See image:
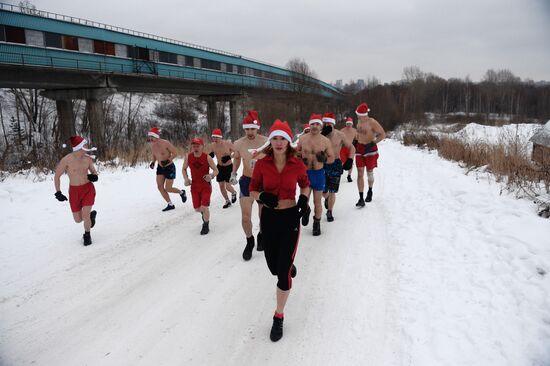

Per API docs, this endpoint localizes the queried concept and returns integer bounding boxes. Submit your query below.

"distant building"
[530,120,550,165]
[334,80,343,89]
[356,79,365,90]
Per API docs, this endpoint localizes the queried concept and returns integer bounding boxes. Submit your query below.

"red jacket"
[250,155,309,200]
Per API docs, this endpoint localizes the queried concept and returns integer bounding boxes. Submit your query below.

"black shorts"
[156,162,176,180]
[324,159,343,193]
[216,164,233,183]
[260,206,300,291]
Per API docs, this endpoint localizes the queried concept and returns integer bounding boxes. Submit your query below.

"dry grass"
[402,130,550,196]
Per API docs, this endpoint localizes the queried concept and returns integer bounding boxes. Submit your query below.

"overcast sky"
[18,0,550,84]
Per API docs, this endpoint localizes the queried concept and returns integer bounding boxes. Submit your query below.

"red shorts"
[355,154,378,170]
[191,184,212,209]
[355,143,379,170]
[69,182,96,213]
[340,146,351,163]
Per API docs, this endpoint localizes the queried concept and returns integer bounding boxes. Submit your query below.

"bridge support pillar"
[200,95,246,140]
[55,99,76,147]
[229,100,239,141]
[42,88,116,158]
[205,99,220,133]
[85,99,105,157]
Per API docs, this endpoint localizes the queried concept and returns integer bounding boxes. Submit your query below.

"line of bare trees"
[342,67,550,131]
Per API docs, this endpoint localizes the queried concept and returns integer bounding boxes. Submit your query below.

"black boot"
[291,264,297,278]
[366,188,373,202]
[83,231,92,246]
[270,316,284,342]
[180,190,187,203]
[356,192,365,208]
[312,217,321,236]
[222,200,231,209]
[200,221,209,235]
[90,210,97,228]
[257,232,264,251]
[231,191,237,203]
[326,210,334,222]
[242,235,254,261]
[347,175,353,183]
[162,203,175,212]
[301,205,311,226]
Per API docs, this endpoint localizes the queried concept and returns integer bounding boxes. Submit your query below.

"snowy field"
[1,138,549,366]
[393,121,543,149]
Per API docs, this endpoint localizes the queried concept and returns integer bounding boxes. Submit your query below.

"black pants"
[260,206,300,291]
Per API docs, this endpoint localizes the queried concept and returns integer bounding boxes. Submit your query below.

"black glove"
[221,155,231,163]
[321,125,333,136]
[352,138,358,148]
[315,151,328,163]
[297,194,309,217]
[55,191,68,201]
[149,161,155,169]
[209,152,215,158]
[87,173,98,182]
[160,159,170,167]
[259,192,279,208]
[342,158,353,171]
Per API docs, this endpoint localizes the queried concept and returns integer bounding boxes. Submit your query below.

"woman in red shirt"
[249,120,310,342]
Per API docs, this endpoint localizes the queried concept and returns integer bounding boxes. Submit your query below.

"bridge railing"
[0,49,310,92]
[0,2,342,94]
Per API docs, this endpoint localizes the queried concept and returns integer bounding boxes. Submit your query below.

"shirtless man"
[340,116,357,183]
[54,136,98,246]
[297,113,335,236]
[320,113,354,222]
[231,110,268,260]
[147,127,186,211]
[182,138,219,235]
[206,128,237,209]
[354,103,386,207]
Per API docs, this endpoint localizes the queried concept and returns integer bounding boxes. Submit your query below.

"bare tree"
[286,57,319,124]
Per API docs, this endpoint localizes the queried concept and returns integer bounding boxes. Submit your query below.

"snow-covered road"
[1,140,549,366]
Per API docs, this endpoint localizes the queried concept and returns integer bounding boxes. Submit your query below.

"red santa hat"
[345,117,354,125]
[63,135,95,151]
[62,135,97,158]
[308,113,323,125]
[191,137,204,145]
[248,120,297,154]
[355,103,370,116]
[322,112,336,124]
[242,110,260,129]
[211,128,223,138]
[148,127,161,138]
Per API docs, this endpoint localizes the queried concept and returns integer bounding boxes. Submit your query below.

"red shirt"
[188,152,210,187]
[250,155,309,200]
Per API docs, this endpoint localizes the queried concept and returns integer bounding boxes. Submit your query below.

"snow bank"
[1,141,549,365]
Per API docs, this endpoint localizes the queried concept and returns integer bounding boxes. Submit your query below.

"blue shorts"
[239,176,251,198]
[307,169,325,192]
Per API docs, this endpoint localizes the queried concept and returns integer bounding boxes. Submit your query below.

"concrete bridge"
[0,2,342,145]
